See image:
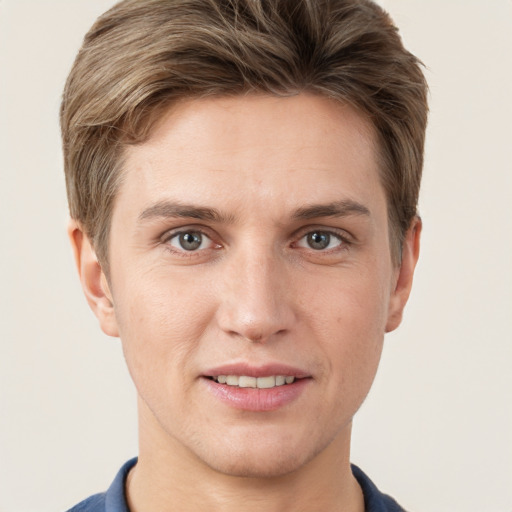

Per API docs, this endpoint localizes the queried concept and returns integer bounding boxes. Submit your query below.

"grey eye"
[307,231,331,250]
[296,230,343,251]
[180,232,202,250]
[169,231,206,251]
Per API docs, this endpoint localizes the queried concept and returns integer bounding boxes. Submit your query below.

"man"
[61,0,427,510]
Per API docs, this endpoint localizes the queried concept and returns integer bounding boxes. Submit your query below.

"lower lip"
[202,378,310,412]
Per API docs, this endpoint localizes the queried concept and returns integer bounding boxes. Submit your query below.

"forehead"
[119,94,384,221]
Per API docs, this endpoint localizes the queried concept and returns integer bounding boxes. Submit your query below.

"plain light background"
[1,1,511,511]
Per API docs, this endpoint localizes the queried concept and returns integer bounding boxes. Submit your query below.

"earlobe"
[68,220,119,338]
[385,217,422,333]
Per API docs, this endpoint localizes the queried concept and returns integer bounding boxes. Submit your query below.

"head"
[61,0,428,274]
[61,0,427,481]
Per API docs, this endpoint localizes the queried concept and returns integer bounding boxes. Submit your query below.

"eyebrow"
[138,201,235,223]
[292,200,371,220]
[137,198,370,225]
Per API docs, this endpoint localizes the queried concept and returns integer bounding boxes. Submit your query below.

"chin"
[191,427,327,479]
[204,449,308,479]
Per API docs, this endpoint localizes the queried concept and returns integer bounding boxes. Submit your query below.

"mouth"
[201,364,311,411]
[207,375,296,388]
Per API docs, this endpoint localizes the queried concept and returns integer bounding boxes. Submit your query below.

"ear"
[385,217,422,333]
[68,220,119,337]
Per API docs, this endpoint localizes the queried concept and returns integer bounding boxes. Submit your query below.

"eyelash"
[293,228,352,252]
[161,228,218,257]
[160,226,353,257]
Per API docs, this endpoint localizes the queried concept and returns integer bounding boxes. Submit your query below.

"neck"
[126,402,364,512]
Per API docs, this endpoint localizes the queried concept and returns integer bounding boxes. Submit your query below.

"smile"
[211,375,295,388]
[203,364,310,410]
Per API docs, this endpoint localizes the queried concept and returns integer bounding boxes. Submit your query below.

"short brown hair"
[61,0,428,269]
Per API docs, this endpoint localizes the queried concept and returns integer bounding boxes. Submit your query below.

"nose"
[215,245,296,344]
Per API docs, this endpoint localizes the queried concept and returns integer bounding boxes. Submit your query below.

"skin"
[70,94,420,512]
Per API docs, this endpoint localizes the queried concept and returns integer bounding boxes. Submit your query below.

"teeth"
[213,375,296,388]
[226,375,239,386]
[257,376,275,388]
[238,376,257,388]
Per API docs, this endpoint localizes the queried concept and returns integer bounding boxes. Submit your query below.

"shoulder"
[65,492,106,512]
[351,464,407,512]
[65,458,137,512]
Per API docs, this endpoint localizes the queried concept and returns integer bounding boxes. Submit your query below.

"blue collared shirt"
[66,458,406,512]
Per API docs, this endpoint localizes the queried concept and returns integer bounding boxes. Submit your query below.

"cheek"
[111,271,214,398]
[308,262,391,339]
[306,268,390,394]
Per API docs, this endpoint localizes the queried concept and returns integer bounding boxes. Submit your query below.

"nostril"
[230,327,289,344]
[217,290,296,344]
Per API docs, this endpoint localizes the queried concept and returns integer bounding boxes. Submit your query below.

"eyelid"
[296,233,344,253]
[160,224,216,243]
[292,225,354,245]
[169,231,212,250]
[160,225,222,256]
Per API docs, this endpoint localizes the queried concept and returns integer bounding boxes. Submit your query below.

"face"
[75,94,419,478]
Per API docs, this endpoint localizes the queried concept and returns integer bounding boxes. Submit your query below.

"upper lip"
[202,362,311,379]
